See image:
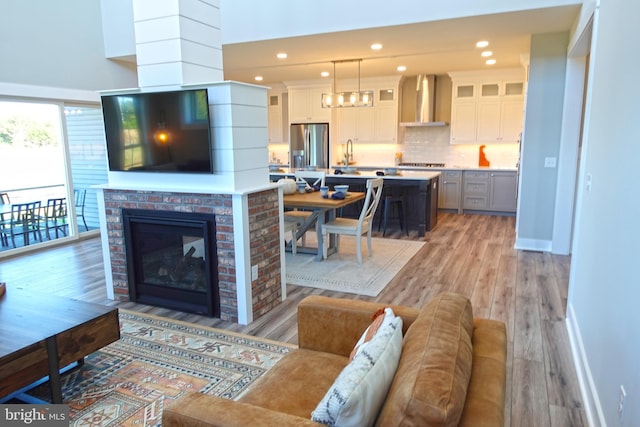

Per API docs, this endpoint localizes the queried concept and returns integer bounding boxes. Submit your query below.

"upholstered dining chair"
[284,170,327,247]
[321,177,384,264]
[0,193,9,247]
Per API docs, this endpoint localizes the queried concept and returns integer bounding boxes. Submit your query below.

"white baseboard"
[566,303,605,427]
[514,237,552,252]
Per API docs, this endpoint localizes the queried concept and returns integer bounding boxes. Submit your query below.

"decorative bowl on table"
[269,165,282,172]
[384,167,399,175]
[304,166,318,171]
[334,184,349,195]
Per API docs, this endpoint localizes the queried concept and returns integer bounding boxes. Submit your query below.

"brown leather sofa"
[163,292,507,427]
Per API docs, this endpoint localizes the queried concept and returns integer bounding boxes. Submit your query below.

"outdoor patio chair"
[9,201,43,247]
[44,197,69,240]
[74,189,88,231]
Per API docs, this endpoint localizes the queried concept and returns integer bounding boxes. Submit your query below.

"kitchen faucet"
[346,139,353,164]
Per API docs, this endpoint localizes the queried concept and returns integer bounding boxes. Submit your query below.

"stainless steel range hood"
[400,75,448,127]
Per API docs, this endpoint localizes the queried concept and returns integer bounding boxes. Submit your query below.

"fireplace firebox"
[122,209,220,317]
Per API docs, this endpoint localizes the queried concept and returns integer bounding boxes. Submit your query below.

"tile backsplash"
[400,126,519,168]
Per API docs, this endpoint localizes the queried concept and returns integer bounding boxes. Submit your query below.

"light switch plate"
[544,157,557,168]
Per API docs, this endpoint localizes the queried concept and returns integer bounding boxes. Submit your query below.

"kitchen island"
[270,168,440,236]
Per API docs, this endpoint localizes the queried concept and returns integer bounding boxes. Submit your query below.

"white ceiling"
[221,5,581,85]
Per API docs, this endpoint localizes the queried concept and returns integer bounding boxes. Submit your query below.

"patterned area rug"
[28,309,295,427]
[286,236,424,296]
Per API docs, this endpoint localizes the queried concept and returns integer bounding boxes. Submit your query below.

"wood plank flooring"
[0,212,586,426]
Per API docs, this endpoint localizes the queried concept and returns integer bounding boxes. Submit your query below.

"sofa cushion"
[239,349,349,419]
[312,309,403,427]
[376,292,474,427]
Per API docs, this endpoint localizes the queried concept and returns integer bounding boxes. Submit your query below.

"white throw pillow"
[311,309,403,427]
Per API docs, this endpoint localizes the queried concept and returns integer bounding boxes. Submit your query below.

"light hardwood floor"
[0,212,586,426]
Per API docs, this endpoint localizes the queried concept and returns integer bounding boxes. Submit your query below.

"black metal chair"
[45,197,69,240]
[74,189,88,231]
[0,193,10,246]
[9,201,43,247]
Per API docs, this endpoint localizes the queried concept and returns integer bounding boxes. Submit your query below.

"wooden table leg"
[45,337,63,404]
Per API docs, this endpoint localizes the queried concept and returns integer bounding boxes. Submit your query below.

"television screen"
[101,89,212,173]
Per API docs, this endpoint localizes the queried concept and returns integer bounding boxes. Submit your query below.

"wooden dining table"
[283,190,365,261]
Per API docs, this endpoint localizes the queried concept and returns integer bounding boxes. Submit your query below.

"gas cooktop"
[398,162,446,168]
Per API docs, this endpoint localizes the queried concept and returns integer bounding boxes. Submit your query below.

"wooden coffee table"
[0,284,120,403]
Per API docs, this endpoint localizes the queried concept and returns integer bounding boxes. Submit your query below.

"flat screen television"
[101,88,213,173]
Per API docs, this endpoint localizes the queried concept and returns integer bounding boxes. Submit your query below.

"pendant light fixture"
[321,59,374,108]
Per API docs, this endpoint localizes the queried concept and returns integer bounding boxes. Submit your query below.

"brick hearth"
[103,188,281,322]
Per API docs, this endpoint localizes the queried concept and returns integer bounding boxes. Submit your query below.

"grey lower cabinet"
[462,170,517,213]
[488,171,517,212]
[463,171,490,210]
[438,170,462,212]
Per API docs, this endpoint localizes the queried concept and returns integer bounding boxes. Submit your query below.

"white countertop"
[328,164,518,173]
[269,168,440,181]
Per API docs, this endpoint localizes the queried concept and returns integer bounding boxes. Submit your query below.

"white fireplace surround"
[97,81,285,324]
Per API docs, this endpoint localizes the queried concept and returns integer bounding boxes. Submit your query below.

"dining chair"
[74,189,88,231]
[283,216,300,255]
[284,170,327,246]
[9,201,43,247]
[321,177,384,264]
[0,192,10,204]
[44,197,69,240]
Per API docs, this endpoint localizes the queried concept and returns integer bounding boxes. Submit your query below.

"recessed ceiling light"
[481,51,493,57]
[276,52,287,59]
[254,76,264,81]
[397,65,407,72]
[371,43,383,50]
[321,71,330,77]
[485,59,497,65]
[476,40,489,48]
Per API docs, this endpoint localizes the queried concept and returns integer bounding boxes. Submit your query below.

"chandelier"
[321,59,374,108]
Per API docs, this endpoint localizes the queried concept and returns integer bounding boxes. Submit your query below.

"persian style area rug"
[286,237,424,296]
[29,309,294,427]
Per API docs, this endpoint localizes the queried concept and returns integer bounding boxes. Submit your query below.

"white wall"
[567,0,640,425]
[219,0,581,44]
[515,32,569,251]
[0,0,138,92]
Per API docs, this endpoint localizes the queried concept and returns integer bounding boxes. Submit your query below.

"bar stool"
[377,186,408,236]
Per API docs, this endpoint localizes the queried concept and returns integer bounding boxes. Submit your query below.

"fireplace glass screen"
[123,209,219,317]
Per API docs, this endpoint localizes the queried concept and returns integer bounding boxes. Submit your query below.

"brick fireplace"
[102,187,282,323]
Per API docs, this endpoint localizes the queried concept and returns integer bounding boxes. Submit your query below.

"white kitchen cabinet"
[375,102,398,143]
[288,86,331,123]
[449,69,525,144]
[489,171,517,212]
[336,107,375,144]
[267,94,282,143]
[450,102,477,144]
[335,81,399,144]
[438,170,462,211]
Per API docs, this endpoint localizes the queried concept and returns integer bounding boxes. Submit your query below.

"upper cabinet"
[335,77,400,144]
[287,84,331,123]
[267,85,289,144]
[449,69,525,144]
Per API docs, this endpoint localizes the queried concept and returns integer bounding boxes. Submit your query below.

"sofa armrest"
[459,318,508,427]
[163,392,322,427]
[297,295,420,357]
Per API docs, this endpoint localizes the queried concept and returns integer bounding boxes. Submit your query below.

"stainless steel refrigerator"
[290,123,329,169]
